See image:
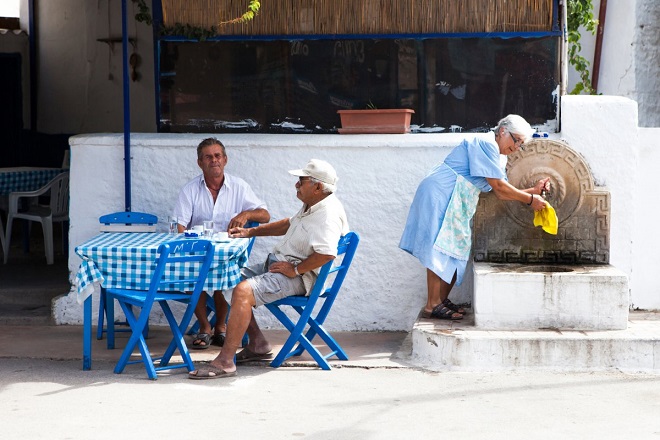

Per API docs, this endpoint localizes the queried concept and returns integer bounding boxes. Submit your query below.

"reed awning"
[161,0,558,36]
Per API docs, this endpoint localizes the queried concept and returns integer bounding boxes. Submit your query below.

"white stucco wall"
[633,126,660,308]
[34,0,156,133]
[58,132,474,330]
[55,95,660,330]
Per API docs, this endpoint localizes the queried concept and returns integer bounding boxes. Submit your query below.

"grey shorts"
[243,254,306,308]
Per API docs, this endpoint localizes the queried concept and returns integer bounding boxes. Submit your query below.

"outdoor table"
[74,232,250,370]
[0,167,65,196]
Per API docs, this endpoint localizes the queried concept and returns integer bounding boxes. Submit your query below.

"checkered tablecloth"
[0,167,65,196]
[74,232,250,304]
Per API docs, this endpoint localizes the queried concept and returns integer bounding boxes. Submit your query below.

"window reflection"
[159,37,558,134]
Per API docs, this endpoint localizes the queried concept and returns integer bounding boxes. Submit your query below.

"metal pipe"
[121,0,131,211]
[28,0,36,131]
[560,0,568,97]
[592,0,607,92]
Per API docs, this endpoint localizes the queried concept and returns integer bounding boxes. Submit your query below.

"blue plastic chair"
[265,231,360,370]
[97,211,158,343]
[187,220,258,339]
[106,239,214,380]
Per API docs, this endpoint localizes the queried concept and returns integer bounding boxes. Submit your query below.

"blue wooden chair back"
[265,231,360,370]
[107,239,215,379]
[99,211,158,232]
[97,211,159,343]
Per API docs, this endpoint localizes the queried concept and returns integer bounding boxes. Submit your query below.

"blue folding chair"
[97,211,158,343]
[187,220,258,339]
[265,231,359,370]
[106,239,214,380]
[99,211,158,232]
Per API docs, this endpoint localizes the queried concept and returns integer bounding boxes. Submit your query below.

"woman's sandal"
[421,304,463,320]
[442,298,466,315]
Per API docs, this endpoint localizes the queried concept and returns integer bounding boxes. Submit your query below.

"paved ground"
[1,325,660,439]
[2,230,660,439]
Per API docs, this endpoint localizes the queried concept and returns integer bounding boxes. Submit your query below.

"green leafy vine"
[131,0,260,40]
[567,0,599,95]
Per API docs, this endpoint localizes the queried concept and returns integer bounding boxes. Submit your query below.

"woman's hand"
[534,178,551,195]
[529,194,547,211]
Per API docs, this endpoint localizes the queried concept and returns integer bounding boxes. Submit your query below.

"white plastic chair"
[4,172,70,265]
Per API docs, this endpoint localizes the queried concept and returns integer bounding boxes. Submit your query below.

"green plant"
[131,0,261,37]
[134,0,152,25]
[567,0,599,95]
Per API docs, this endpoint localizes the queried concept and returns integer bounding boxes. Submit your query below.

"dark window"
[159,36,558,133]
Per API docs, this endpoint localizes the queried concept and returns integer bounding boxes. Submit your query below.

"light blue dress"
[399,134,506,285]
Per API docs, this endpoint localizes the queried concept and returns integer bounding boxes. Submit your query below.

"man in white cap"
[189,159,349,380]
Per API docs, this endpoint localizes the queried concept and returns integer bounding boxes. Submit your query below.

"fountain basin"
[473,262,629,330]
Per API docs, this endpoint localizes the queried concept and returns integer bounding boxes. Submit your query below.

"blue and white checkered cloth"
[0,167,65,196]
[74,232,250,304]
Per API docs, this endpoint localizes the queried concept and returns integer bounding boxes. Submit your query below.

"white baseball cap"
[289,159,338,188]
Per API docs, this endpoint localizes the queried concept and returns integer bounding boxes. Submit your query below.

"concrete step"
[0,289,64,306]
[410,310,660,373]
[0,303,54,325]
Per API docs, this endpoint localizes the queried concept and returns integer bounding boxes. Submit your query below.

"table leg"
[83,295,92,370]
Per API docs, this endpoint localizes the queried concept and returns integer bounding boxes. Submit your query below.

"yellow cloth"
[533,203,558,235]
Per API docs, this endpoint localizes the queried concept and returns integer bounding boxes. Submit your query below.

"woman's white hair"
[495,114,535,140]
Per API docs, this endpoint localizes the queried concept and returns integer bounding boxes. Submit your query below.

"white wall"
[55,95,660,330]
[34,0,155,133]
[633,127,660,308]
[58,132,473,330]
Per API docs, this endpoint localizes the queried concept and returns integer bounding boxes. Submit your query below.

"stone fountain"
[408,138,639,372]
[472,139,629,330]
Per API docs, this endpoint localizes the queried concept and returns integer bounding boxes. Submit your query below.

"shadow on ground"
[0,220,70,325]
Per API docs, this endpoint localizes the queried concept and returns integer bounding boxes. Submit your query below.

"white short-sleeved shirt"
[272,193,349,293]
[172,173,267,232]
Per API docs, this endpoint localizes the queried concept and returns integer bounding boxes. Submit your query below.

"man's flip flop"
[191,333,211,350]
[235,347,272,363]
[188,365,237,380]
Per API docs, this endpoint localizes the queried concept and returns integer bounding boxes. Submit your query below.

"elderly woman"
[399,114,550,320]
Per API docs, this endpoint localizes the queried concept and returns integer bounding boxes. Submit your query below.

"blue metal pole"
[121,0,131,211]
[28,0,36,131]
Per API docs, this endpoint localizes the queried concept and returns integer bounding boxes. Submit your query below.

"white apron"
[433,168,481,260]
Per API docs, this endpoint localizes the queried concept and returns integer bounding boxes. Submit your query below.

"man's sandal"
[191,333,211,349]
[421,304,463,320]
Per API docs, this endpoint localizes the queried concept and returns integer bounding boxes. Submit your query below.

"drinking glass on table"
[203,220,214,238]
[168,216,178,234]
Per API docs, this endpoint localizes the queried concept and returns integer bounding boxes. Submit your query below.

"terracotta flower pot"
[337,109,415,134]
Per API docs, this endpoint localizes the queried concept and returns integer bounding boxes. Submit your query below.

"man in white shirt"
[173,137,270,349]
[188,159,349,380]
